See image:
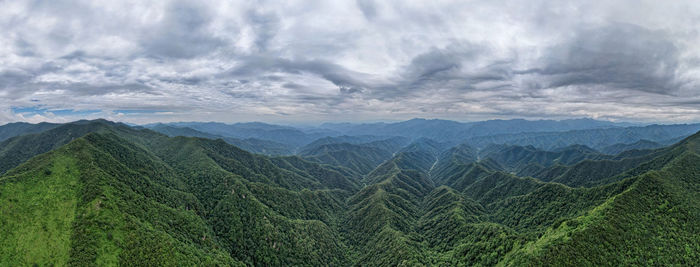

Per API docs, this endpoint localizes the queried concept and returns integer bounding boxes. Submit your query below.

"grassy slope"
[1,121,698,266]
[0,151,79,266]
[0,129,358,266]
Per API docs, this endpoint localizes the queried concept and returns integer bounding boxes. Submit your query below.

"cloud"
[520,23,682,95]
[246,8,280,52]
[355,0,377,20]
[222,55,374,96]
[140,0,225,59]
[391,43,513,96]
[0,0,699,124]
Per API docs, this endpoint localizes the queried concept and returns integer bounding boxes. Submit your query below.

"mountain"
[0,121,358,266]
[148,124,295,155]
[479,144,602,173]
[502,131,700,265]
[224,138,295,156]
[1,119,698,266]
[458,118,631,137]
[321,118,630,141]
[429,144,480,185]
[299,135,410,154]
[601,139,664,155]
[162,122,332,147]
[149,119,698,154]
[466,123,700,150]
[347,151,435,265]
[0,121,60,142]
[399,137,454,157]
[299,143,393,176]
[147,124,221,139]
[0,119,133,175]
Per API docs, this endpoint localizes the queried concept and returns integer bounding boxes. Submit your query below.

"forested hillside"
[1,120,698,266]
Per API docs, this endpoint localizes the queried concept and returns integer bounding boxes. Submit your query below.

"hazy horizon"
[2,116,689,129]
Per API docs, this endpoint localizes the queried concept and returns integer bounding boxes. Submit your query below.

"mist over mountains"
[1,118,699,266]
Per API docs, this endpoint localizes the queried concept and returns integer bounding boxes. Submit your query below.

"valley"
[1,119,699,265]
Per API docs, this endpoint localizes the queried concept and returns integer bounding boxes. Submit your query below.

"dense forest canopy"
[0,119,699,266]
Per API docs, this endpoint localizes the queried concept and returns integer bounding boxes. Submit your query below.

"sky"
[1,0,700,124]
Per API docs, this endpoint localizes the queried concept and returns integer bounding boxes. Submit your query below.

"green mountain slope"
[1,134,239,266]
[300,142,393,175]
[503,135,700,265]
[1,120,699,266]
[601,139,663,155]
[0,120,137,174]
[0,123,359,266]
[149,124,295,155]
[479,144,602,173]
[346,152,435,265]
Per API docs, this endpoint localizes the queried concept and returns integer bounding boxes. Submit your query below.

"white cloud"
[0,0,699,124]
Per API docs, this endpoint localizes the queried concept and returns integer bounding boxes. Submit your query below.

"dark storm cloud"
[223,56,371,94]
[356,0,378,20]
[140,0,224,59]
[520,23,682,94]
[247,9,280,52]
[374,43,514,99]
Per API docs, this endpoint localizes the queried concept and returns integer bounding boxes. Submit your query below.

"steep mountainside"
[479,144,602,172]
[0,122,357,266]
[299,135,409,153]
[601,139,663,155]
[0,120,135,174]
[503,132,700,265]
[299,143,393,175]
[1,120,698,266]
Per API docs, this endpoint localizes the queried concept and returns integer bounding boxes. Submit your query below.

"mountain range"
[0,118,698,266]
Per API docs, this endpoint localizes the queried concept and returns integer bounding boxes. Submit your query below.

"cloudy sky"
[2,0,700,124]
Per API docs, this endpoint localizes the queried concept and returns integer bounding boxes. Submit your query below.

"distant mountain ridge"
[147,124,295,155]
[3,118,698,163]
[0,121,60,142]
[465,123,700,150]
[320,118,633,139]
[138,118,698,153]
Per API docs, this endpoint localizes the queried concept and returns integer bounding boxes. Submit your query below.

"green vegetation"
[300,142,393,175]
[0,152,78,265]
[1,120,699,266]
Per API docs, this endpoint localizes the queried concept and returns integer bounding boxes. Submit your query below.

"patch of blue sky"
[11,106,101,116]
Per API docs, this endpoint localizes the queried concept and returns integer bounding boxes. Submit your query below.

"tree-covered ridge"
[148,124,295,156]
[299,142,394,176]
[1,123,359,265]
[601,139,663,155]
[0,121,60,142]
[0,120,699,266]
[503,133,700,265]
